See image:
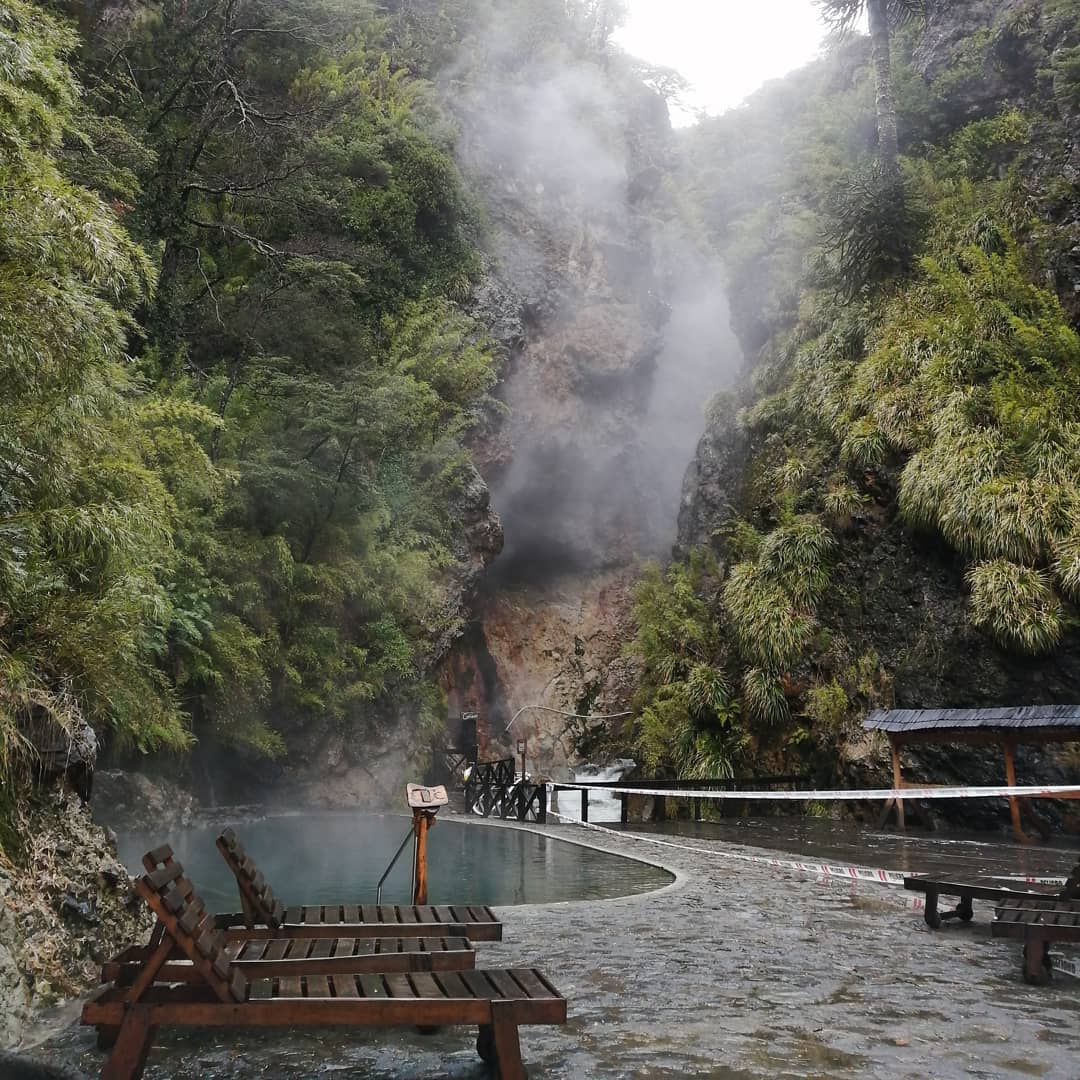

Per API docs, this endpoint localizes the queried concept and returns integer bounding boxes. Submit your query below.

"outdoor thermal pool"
[110,811,672,908]
[37,816,1080,1079]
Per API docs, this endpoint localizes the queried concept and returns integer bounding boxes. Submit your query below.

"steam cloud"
[446,12,742,584]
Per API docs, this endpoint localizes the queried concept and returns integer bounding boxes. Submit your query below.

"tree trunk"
[867,0,899,175]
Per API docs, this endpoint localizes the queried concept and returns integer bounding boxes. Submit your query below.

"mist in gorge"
[444,7,741,588]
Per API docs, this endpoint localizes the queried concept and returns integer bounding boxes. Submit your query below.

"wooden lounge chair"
[212,828,504,940]
[83,855,566,1079]
[904,859,1079,929]
[991,896,1080,984]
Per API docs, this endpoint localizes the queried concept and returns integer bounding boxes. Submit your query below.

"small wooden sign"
[407,783,448,809]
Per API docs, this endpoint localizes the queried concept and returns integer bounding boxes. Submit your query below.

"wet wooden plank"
[263,939,290,961]
[311,938,334,959]
[248,978,273,1000]
[277,976,302,997]
[409,971,441,998]
[332,937,353,958]
[434,971,471,998]
[306,975,331,999]
[331,974,358,997]
[486,969,523,999]
[284,906,303,924]
[385,973,416,998]
[342,904,360,922]
[361,905,379,924]
[358,974,387,998]
[302,906,323,924]
[460,969,499,999]
[508,969,559,1000]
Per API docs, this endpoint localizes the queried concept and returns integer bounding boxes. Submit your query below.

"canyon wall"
[442,38,742,777]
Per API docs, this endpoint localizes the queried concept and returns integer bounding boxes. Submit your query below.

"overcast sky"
[614,0,836,125]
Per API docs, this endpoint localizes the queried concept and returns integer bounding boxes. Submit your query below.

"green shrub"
[967,560,1064,653]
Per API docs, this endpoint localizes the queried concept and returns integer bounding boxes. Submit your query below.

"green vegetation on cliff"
[632,0,1080,780]
[0,0,508,824]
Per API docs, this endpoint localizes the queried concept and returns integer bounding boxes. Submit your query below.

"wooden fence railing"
[464,758,547,823]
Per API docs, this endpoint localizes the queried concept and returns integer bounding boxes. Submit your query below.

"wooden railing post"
[412,809,436,904]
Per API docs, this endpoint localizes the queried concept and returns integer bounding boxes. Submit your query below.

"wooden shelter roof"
[865,705,1080,736]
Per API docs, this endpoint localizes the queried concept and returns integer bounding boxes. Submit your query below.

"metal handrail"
[376,824,416,905]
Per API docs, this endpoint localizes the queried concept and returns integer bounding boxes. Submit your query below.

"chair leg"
[489,1001,527,1080]
[96,1024,121,1051]
[1022,935,1052,986]
[102,1006,156,1080]
[922,890,941,930]
[477,1023,495,1064]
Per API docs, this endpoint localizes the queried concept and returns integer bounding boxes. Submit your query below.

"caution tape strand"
[555,782,1080,801]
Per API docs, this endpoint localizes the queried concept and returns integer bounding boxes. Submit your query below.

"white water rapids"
[553,759,636,823]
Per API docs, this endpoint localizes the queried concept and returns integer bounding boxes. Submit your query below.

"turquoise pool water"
[114,812,672,909]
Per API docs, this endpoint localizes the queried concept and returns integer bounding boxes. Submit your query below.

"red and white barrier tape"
[555,782,1080,801]
[546,809,910,886]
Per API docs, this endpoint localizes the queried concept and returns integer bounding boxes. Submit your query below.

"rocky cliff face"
[441,48,740,776]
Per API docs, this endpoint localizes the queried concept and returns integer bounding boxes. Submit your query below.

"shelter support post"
[1001,739,1028,844]
[890,736,905,831]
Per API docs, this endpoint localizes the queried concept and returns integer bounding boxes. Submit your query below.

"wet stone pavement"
[39,817,1080,1079]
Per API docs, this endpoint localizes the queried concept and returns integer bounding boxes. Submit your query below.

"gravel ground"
[29,817,1080,1079]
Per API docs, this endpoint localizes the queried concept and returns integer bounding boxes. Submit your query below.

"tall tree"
[817,0,927,174]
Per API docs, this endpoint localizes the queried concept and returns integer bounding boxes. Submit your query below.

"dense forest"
[1,0,520,811]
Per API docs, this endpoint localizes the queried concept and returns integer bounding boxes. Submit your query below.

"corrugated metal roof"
[864,706,1080,733]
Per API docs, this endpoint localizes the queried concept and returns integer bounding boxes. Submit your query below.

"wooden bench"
[992,897,1080,984]
[904,860,1079,929]
[210,830,504,940]
[84,854,566,1079]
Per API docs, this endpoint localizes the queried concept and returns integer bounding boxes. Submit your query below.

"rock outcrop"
[0,791,150,1048]
[440,41,739,774]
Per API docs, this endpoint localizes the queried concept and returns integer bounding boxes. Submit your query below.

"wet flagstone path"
[37,816,1080,1078]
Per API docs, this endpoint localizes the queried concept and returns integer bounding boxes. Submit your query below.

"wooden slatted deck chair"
[84,856,566,1080]
[991,897,1080,984]
[211,828,503,940]
[904,858,1080,929]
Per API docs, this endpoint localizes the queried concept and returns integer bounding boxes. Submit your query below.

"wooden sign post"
[407,783,448,905]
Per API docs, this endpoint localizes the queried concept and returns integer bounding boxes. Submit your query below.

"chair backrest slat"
[216,829,285,928]
[138,848,245,1003]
